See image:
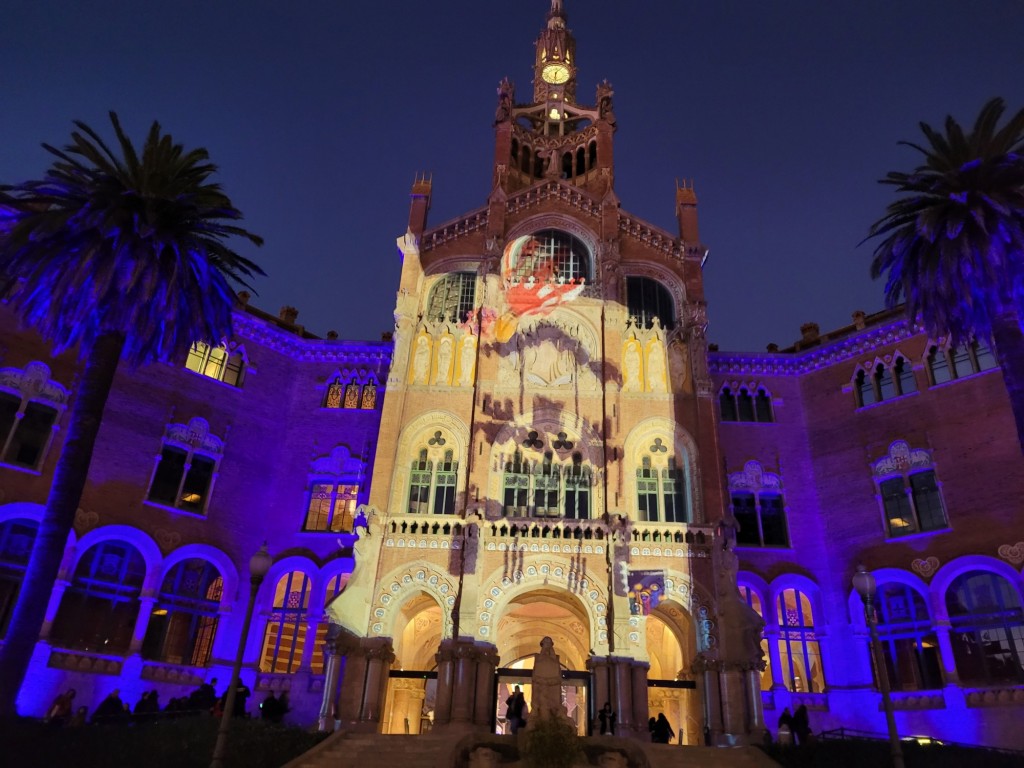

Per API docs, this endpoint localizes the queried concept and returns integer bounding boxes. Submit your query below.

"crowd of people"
[42,679,289,727]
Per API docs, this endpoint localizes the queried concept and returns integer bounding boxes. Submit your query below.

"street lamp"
[852,564,905,768]
[210,544,273,768]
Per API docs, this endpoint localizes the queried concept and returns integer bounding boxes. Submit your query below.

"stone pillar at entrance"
[586,655,649,740]
[331,635,396,733]
[433,639,499,734]
[317,645,342,731]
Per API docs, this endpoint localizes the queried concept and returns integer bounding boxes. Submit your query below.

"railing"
[48,647,124,675]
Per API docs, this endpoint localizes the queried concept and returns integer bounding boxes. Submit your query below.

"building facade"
[1,0,1022,751]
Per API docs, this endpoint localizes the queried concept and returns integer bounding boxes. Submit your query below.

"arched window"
[185,342,245,387]
[51,540,146,654]
[855,369,877,406]
[719,388,738,422]
[563,454,591,520]
[625,277,675,329]
[873,442,947,538]
[360,381,377,410]
[635,442,689,524]
[927,341,999,385]
[503,450,531,516]
[408,444,458,516]
[737,388,755,421]
[728,461,788,547]
[0,394,59,470]
[754,389,773,422]
[324,379,344,409]
[739,585,773,690]
[510,139,519,163]
[505,230,590,284]
[0,518,37,637]
[777,587,825,692]
[502,444,592,520]
[588,141,597,169]
[720,385,773,423]
[343,383,360,409]
[427,272,477,323]
[575,146,585,176]
[947,571,1024,685]
[870,582,942,690]
[261,571,312,674]
[856,357,916,406]
[311,572,350,675]
[142,559,222,667]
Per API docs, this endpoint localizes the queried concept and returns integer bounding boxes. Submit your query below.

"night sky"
[2,1,1019,351]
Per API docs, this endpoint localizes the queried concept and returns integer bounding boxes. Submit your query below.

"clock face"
[542,64,570,85]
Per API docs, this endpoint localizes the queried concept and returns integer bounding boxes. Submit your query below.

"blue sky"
[2,1,1019,350]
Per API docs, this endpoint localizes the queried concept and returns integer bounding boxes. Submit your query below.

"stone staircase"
[282,732,453,768]
[282,732,782,768]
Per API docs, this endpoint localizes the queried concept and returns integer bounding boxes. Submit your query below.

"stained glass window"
[260,571,312,674]
[777,588,825,693]
[142,559,222,667]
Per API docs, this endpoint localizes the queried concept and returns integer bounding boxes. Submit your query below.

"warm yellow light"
[549,108,561,120]
[152,609,168,616]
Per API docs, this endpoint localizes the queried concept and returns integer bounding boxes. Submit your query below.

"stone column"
[433,642,457,727]
[360,638,395,725]
[746,668,766,733]
[718,665,748,737]
[39,579,69,640]
[613,658,634,734]
[434,639,499,733]
[333,636,395,732]
[630,662,650,739]
[586,656,613,726]
[128,593,157,653]
[473,646,499,728]
[317,643,342,731]
[696,657,722,744]
[933,621,960,685]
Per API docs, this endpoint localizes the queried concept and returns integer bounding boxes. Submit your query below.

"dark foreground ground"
[0,716,327,768]
[763,739,1024,768]
[3,718,1023,768]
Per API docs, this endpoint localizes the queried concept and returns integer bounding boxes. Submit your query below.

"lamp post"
[210,544,273,768]
[852,564,905,768]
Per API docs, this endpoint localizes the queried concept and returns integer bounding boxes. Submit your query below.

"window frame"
[184,341,246,388]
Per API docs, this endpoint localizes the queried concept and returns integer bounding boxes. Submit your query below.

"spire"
[534,0,576,103]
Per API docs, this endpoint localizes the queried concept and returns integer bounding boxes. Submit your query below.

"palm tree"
[0,113,263,716]
[866,97,1024,453]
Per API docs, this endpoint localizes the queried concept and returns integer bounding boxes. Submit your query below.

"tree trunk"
[0,331,125,717]
[991,311,1024,456]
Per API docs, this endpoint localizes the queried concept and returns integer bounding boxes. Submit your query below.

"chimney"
[852,310,867,330]
[408,173,432,237]
[800,322,820,343]
[326,330,339,340]
[766,343,779,353]
[279,306,299,325]
[675,179,700,242]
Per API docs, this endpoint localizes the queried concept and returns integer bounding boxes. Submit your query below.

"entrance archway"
[646,600,701,744]
[494,588,591,735]
[382,592,441,734]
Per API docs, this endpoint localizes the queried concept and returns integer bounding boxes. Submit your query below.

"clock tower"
[533,0,577,104]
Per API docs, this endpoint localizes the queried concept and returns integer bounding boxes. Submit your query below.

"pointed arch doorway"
[645,600,701,745]
[493,587,592,735]
[382,592,441,734]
